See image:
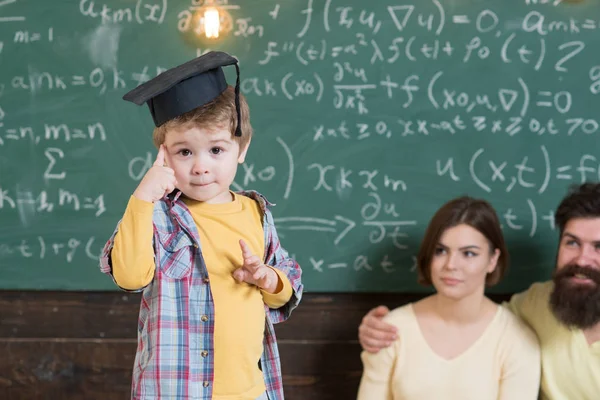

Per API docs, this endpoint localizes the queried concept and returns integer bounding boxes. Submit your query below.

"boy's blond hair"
[153,86,252,149]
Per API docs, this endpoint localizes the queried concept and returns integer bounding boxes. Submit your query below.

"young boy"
[99,51,303,400]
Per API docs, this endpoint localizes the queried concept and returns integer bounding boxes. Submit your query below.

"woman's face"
[430,224,500,300]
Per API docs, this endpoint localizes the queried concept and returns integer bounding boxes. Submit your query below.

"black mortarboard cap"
[123,51,242,136]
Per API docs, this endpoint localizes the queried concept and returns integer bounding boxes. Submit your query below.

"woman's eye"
[464,251,477,257]
[434,247,446,255]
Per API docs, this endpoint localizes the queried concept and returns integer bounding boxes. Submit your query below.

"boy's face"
[163,125,248,204]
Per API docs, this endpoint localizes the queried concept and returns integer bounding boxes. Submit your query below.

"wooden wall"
[0,291,511,399]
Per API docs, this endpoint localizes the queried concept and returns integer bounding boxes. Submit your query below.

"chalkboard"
[1,0,599,292]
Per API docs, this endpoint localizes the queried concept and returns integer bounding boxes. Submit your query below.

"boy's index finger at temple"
[154,144,165,167]
[162,144,174,168]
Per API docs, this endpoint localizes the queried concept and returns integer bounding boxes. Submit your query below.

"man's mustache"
[554,264,600,285]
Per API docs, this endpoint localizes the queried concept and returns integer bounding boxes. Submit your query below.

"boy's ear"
[237,139,251,163]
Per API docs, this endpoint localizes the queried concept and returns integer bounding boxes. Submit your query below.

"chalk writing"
[3,0,600,292]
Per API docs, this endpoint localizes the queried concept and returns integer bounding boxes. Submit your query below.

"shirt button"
[201,315,209,322]
[193,243,199,248]
[203,381,210,388]
[201,350,209,358]
[203,277,210,284]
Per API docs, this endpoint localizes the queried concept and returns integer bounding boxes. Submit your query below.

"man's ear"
[238,139,251,163]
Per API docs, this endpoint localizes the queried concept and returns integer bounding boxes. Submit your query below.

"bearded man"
[358,183,600,400]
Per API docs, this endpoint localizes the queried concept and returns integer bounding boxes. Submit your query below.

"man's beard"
[549,264,600,329]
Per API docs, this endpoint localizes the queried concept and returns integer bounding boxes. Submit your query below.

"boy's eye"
[178,149,192,156]
[210,147,223,155]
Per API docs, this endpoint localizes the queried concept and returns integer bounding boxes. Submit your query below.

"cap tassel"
[234,63,242,137]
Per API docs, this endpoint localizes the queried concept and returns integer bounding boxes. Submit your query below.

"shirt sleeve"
[356,343,396,400]
[262,207,303,323]
[497,318,541,400]
[101,196,156,291]
[504,283,545,329]
[261,267,293,309]
[506,292,526,319]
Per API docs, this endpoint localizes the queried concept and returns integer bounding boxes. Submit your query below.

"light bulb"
[204,7,220,39]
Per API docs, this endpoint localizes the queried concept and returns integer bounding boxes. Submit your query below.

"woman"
[357,197,540,400]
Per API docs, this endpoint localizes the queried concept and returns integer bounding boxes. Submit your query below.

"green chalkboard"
[1,0,600,292]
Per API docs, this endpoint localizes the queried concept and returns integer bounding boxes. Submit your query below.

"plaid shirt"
[99,190,303,400]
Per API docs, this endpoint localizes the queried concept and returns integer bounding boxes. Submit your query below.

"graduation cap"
[123,51,243,136]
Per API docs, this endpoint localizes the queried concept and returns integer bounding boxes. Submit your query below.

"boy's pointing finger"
[154,144,166,167]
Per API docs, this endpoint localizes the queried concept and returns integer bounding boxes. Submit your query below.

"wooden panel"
[0,339,134,400]
[0,291,512,339]
[0,291,140,339]
[0,291,514,399]
[0,339,361,400]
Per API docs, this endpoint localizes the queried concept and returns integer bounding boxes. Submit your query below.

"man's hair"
[152,86,252,149]
[555,183,600,235]
[417,196,509,287]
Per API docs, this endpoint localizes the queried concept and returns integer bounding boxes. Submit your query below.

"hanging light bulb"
[203,7,220,39]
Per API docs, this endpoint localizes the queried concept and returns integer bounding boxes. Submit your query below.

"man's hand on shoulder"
[233,239,280,293]
[359,306,398,353]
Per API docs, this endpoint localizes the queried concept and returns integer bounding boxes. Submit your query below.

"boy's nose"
[192,159,209,175]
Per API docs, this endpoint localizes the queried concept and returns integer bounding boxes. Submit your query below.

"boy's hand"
[133,145,177,203]
[233,239,279,293]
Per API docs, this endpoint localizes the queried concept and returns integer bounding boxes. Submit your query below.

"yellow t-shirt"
[508,281,600,400]
[357,304,541,400]
[111,193,292,400]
